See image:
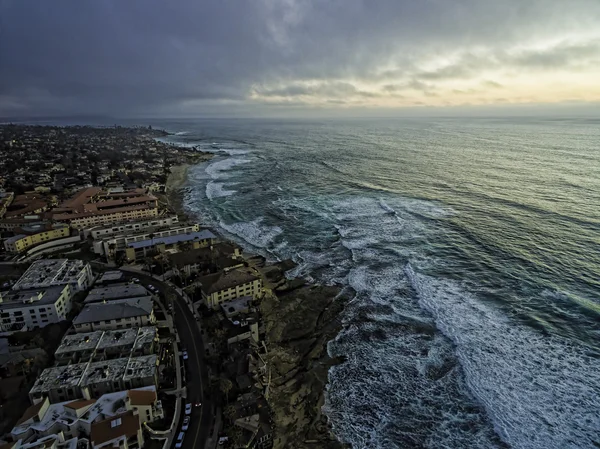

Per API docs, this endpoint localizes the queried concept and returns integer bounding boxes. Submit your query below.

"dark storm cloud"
[1,0,599,116]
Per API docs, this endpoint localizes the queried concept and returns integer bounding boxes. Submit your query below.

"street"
[121,270,215,449]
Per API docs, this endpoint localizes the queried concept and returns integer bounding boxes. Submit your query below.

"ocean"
[157,117,600,449]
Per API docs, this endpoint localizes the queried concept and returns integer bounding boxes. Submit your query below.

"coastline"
[165,162,349,449]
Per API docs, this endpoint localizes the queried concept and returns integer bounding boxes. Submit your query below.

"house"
[199,268,262,310]
[83,283,151,304]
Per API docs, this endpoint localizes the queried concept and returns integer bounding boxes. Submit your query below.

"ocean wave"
[206,181,237,200]
[218,217,283,250]
[205,157,251,180]
[405,264,600,449]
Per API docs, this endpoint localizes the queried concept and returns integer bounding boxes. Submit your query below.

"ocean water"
[158,118,600,449]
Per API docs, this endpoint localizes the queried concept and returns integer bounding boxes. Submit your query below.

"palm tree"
[219,378,233,405]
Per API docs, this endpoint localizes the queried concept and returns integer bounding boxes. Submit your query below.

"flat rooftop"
[12,259,87,290]
[133,327,157,352]
[96,328,139,351]
[55,331,105,355]
[124,354,157,381]
[30,363,88,395]
[81,358,129,385]
[95,271,124,284]
[0,286,68,310]
[127,230,216,249]
[84,283,149,303]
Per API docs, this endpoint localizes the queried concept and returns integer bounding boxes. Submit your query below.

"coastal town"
[0,125,347,449]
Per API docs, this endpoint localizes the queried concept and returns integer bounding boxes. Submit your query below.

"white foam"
[218,217,283,250]
[205,181,237,200]
[405,264,600,449]
[205,157,251,180]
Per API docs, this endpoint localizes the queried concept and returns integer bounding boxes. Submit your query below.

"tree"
[223,405,237,423]
[219,378,233,405]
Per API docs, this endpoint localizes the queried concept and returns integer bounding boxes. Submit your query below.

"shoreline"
[165,162,349,449]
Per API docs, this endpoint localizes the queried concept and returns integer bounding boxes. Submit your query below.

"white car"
[182,416,190,431]
[147,284,156,291]
[182,350,189,360]
[185,403,192,415]
[175,432,185,449]
[131,278,140,284]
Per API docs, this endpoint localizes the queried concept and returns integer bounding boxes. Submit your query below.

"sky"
[1,0,600,118]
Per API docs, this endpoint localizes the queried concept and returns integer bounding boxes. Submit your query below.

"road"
[121,271,214,449]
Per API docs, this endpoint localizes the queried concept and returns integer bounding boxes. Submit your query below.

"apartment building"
[73,297,155,333]
[199,267,263,310]
[0,285,73,332]
[29,354,158,403]
[12,259,93,292]
[84,216,179,240]
[124,229,217,262]
[3,224,70,254]
[92,222,200,258]
[52,187,158,230]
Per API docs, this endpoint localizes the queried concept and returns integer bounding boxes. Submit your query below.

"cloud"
[1,0,600,117]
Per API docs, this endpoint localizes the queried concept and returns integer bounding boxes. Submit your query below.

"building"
[12,386,161,447]
[29,355,158,404]
[92,223,200,258]
[85,216,179,240]
[73,298,155,333]
[52,187,158,230]
[3,224,71,254]
[124,229,217,262]
[94,271,124,285]
[199,268,263,310]
[84,283,151,304]
[168,243,244,277]
[3,193,52,219]
[55,327,157,365]
[0,191,14,218]
[90,410,144,449]
[0,285,73,332]
[12,259,93,292]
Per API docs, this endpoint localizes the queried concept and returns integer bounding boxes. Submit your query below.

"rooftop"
[30,363,88,395]
[90,410,139,446]
[73,297,153,325]
[199,268,260,294]
[133,327,157,352]
[96,328,139,351]
[127,229,216,249]
[0,286,69,310]
[221,296,253,319]
[84,283,149,303]
[55,331,105,355]
[95,271,124,284]
[81,358,129,386]
[12,259,88,291]
[123,354,157,381]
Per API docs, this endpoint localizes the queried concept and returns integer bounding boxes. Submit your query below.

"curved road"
[121,271,214,449]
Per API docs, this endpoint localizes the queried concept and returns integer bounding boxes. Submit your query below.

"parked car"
[175,432,185,449]
[182,416,190,431]
[131,278,140,284]
[182,350,189,360]
[147,284,156,291]
[185,403,192,415]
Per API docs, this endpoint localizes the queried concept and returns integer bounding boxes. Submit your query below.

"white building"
[12,386,161,449]
[12,259,93,292]
[85,216,179,240]
[0,285,73,332]
[29,354,158,404]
